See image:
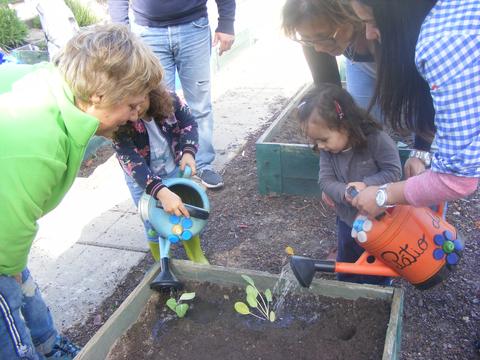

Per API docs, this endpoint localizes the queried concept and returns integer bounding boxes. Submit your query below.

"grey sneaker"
[197,169,224,189]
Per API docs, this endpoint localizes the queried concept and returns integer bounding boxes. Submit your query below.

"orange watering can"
[290,189,464,290]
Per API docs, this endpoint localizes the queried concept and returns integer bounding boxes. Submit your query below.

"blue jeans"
[345,60,384,124]
[0,269,57,360]
[336,218,391,285]
[131,17,215,170]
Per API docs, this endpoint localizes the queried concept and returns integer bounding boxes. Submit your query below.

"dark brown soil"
[202,123,337,274]
[78,144,115,178]
[107,280,390,360]
[68,95,480,360]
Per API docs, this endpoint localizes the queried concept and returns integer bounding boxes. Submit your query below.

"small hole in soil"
[366,255,376,264]
[338,326,357,341]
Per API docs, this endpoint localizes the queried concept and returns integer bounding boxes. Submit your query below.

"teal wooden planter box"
[256,84,410,196]
[77,260,404,360]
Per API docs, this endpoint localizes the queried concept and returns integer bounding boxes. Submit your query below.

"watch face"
[376,190,386,207]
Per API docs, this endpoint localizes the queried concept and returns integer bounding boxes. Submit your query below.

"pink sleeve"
[404,170,478,207]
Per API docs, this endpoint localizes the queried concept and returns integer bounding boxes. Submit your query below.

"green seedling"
[234,275,276,322]
[166,292,195,318]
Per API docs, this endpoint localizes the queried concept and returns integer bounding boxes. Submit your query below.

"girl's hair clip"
[297,100,307,110]
[334,100,344,120]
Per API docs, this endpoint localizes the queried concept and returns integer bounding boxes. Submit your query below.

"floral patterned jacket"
[113,92,198,199]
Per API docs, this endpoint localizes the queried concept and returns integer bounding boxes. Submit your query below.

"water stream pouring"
[291,188,463,290]
[138,166,210,292]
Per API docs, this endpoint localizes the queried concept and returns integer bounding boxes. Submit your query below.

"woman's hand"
[345,181,367,203]
[157,187,189,217]
[351,185,384,218]
[403,157,426,178]
[180,153,196,176]
[213,32,235,56]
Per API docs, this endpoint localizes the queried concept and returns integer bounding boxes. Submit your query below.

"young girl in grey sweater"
[297,84,402,284]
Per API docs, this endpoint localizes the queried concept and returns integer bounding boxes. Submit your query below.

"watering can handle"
[156,201,210,220]
[181,165,192,178]
[346,186,390,221]
[431,202,447,218]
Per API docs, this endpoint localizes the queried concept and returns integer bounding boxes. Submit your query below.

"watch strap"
[376,184,394,208]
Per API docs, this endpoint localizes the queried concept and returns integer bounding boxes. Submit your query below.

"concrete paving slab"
[78,211,148,253]
[29,244,145,330]
[111,199,137,214]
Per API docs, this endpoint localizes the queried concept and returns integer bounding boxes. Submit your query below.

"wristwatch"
[409,150,432,167]
[375,184,394,208]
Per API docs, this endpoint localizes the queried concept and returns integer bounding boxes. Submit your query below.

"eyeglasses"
[293,28,339,47]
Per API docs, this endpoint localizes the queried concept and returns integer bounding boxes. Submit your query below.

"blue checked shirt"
[416,0,480,177]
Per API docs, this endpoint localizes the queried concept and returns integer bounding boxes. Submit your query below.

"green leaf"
[246,294,258,308]
[269,311,276,322]
[264,289,272,302]
[241,275,255,286]
[175,303,189,318]
[166,298,177,312]
[179,292,196,301]
[246,285,259,297]
[234,302,250,315]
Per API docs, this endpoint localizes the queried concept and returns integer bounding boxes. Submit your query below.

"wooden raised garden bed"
[77,260,404,360]
[255,84,411,196]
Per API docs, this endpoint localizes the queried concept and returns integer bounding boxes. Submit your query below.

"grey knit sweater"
[318,131,402,226]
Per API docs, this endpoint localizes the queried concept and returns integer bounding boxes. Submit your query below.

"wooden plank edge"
[256,83,312,144]
[382,288,404,360]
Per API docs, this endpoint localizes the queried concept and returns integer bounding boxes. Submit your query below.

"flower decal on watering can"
[351,216,373,244]
[432,230,463,265]
[167,215,194,243]
[137,165,210,245]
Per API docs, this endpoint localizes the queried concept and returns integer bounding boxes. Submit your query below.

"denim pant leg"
[132,19,215,170]
[345,60,384,124]
[20,269,57,356]
[124,174,157,244]
[0,268,57,359]
[175,17,214,169]
[130,22,177,91]
[336,218,391,285]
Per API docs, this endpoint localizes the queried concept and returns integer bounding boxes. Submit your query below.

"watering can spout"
[290,256,336,288]
[150,258,183,292]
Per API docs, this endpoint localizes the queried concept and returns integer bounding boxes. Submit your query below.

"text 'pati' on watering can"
[138,166,210,291]
[290,187,464,290]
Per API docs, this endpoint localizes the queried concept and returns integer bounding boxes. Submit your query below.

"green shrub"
[65,0,100,27]
[31,15,43,30]
[0,4,28,50]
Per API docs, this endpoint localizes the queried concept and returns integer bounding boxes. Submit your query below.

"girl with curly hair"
[113,85,206,262]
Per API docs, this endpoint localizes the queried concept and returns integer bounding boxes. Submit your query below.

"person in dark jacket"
[109,0,236,189]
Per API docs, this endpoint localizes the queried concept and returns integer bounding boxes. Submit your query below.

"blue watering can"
[138,166,210,291]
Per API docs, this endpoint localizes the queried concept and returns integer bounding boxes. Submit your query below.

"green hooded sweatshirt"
[0,62,99,275]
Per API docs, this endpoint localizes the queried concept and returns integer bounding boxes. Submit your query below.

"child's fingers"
[189,162,197,176]
[178,203,190,218]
